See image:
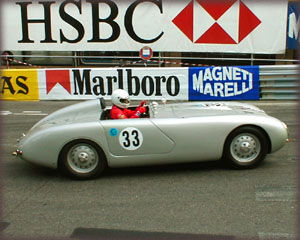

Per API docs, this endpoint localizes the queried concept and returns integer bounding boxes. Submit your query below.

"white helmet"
[111,89,130,108]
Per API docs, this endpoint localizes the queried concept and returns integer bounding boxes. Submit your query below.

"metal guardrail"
[259,65,299,100]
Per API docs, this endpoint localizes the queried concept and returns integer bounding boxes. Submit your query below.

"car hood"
[153,102,266,118]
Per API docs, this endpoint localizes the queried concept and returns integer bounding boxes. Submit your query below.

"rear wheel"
[59,140,106,180]
[223,126,268,169]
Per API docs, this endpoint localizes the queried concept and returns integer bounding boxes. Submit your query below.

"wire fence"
[1,52,299,69]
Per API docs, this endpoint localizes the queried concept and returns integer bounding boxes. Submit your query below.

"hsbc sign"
[2,0,287,53]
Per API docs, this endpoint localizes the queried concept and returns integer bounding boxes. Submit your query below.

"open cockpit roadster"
[13,98,289,180]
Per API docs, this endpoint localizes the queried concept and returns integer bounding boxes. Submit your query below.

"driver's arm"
[125,107,146,118]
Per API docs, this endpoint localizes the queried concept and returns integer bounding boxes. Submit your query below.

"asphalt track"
[0,100,298,240]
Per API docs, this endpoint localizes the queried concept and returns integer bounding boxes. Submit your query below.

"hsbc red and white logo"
[172,0,261,44]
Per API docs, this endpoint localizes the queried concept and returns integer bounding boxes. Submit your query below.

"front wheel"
[223,126,269,169]
[59,140,106,180]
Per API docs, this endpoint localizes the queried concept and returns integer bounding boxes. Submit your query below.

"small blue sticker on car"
[109,128,119,137]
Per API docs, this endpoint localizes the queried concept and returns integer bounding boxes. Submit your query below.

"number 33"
[119,127,143,150]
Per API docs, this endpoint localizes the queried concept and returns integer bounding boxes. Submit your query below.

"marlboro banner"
[38,68,189,100]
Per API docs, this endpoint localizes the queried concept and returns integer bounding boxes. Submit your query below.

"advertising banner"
[38,68,189,100]
[0,69,39,101]
[1,0,287,53]
[287,2,300,50]
[188,66,259,100]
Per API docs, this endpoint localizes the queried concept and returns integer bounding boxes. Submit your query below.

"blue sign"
[287,2,299,50]
[188,66,260,101]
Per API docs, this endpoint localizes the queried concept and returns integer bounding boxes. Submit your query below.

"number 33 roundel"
[119,127,143,151]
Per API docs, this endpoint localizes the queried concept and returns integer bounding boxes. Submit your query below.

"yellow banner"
[0,69,39,101]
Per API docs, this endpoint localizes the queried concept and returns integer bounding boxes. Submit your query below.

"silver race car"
[13,99,289,180]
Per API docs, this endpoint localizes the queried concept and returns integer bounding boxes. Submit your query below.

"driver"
[110,89,147,119]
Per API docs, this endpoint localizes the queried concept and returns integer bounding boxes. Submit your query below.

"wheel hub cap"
[230,134,261,163]
[78,152,89,163]
[240,141,252,153]
[67,144,99,174]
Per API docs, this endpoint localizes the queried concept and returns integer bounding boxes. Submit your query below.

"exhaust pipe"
[12,150,22,157]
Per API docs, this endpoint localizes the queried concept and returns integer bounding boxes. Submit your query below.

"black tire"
[59,140,107,180]
[223,126,268,169]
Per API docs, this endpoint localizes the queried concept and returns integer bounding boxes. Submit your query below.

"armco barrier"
[259,65,299,100]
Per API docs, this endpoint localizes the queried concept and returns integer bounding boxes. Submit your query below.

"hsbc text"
[17,0,163,44]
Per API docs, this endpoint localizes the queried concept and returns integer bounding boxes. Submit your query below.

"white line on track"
[0,111,13,116]
[0,111,48,116]
[258,232,295,239]
[255,186,297,202]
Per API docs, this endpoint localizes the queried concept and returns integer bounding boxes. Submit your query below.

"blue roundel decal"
[109,128,119,137]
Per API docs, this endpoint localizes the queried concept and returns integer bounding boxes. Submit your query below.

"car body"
[14,99,289,179]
